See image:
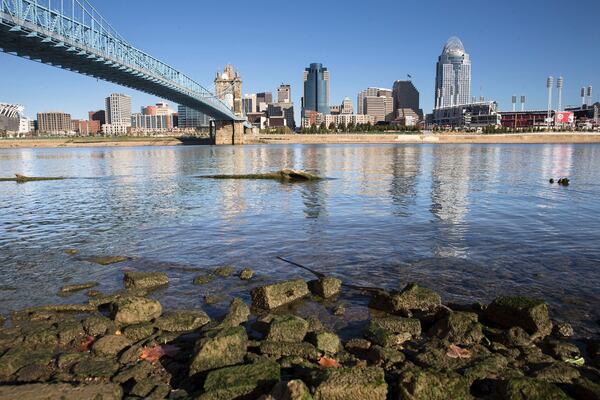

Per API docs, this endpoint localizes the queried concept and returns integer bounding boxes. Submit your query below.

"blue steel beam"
[0,0,241,121]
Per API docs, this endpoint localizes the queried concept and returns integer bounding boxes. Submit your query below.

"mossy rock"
[110,297,162,325]
[219,298,250,328]
[251,279,309,310]
[214,266,235,277]
[155,310,210,332]
[190,326,248,375]
[398,368,473,400]
[267,315,309,342]
[308,276,342,298]
[314,366,388,400]
[484,296,552,338]
[200,360,280,400]
[193,274,215,285]
[500,377,570,399]
[123,271,168,290]
[260,341,319,360]
[369,283,441,315]
[428,311,484,345]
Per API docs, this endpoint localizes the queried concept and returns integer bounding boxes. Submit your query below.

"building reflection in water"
[430,145,472,257]
[388,146,422,217]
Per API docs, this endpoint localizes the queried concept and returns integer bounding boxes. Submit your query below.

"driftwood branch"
[276,256,382,294]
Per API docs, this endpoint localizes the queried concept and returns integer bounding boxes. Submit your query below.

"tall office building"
[242,94,257,115]
[256,92,273,112]
[358,88,393,122]
[434,37,471,109]
[302,63,330,116]
[105,93,132,126]
[277,84,291,103]
[392,80,421,118]
[177,105,210,129]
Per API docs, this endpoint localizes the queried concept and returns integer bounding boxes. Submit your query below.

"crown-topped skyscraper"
[434,37,471,109]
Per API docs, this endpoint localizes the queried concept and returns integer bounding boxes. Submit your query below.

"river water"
[0,143,599,336]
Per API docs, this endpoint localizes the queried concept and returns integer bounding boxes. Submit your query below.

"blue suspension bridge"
[0,0,242,122]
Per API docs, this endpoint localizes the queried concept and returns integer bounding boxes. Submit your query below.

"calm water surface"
[0,143,599,336]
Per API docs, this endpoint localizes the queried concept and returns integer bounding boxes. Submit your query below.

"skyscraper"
[434,37,471,109]
[178,105,210,129]
[302,63,329,116]
[105,93,132,126]
[392,80,421,118]
[358,88,393,122]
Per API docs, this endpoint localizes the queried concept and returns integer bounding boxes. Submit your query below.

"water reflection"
[0,143,599,335]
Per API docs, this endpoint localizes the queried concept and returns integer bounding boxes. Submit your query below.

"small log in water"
[198,169,323,182]
[0,174,66,183]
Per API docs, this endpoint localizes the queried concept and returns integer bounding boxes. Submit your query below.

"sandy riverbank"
[0,137,188,149]
[249,132,600,145]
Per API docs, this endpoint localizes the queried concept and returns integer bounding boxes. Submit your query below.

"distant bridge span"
[0,0,242,122]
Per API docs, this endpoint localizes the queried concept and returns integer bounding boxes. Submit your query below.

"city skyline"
[1,0,599,120]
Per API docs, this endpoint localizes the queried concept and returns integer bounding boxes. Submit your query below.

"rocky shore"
[0,267,599,400]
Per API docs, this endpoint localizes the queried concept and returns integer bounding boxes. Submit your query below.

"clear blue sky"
[1,0,599,119]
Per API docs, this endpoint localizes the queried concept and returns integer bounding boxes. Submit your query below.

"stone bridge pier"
[210,120,246,145]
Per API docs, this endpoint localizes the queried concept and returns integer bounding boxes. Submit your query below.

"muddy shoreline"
[0,258,598,399]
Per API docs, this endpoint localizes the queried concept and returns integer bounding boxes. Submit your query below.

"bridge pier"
[212,120,246,145]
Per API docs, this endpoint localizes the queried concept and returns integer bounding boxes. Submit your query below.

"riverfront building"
[105,93,132,127]
[302,63,330,116]
[392,80,422,119]
[435,37,471,109]
[37,112,72,134]
[432,101,500,128]
[178,105,210,129]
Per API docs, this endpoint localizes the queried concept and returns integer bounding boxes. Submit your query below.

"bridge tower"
[212,65,245,145]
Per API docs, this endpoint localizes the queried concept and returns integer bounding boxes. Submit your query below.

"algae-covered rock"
[200,360,280,400]
[369,283,441,315]
[239,268,254,280]
[543,339,580,362]
[462,353,509,382]
[0,348,53,379]
[371,316,421,337]
[193,274,215,285]
[267,315,309,342]
[533,362,581,384]
[251,279,309,310]
[365,323,412,348]
[0,383,122,400]
[484,296,552,338]
[59,282,98,295]
[314,366,388,400]
[429,311,484,345]
[270,379,313,400]
[397,368,473,400]
[308,276,342,298]
[201,169,322,182]
[82,315,115,337]
[122,323,155,341]
[568,378,600,400]
[123,271,168,290]
[219,298,250,328]
[72,358,119,378]
[130,377,157,398]
[92,334,132,357]
[214,266,235,277]
[111,297,162,325]
[190,326,248,375]
[260,341,319,360]
[308,331,341,354]
[155,310,210,332]
[86,255,129,266]
[370,345,406,366]
[500,377,570,399]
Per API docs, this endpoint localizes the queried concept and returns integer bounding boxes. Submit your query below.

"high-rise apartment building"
[435,37,471,109]
[105,93,132,126]
[177,105,210,129]
[392,80,421,118]
[243,94,257,115]
[302,63,329,116]
[37,112,72,133]
[277,84,291,103]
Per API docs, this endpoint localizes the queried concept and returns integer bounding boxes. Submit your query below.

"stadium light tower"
[588,86,593,107]
[547,76,554,129]
[512,96,517,112]
[557,77,564,112]
[521,96,526,111]
[581,87,586,107]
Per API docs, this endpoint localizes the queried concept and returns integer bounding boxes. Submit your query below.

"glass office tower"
[302,63,329,116]
[434,37,471,109]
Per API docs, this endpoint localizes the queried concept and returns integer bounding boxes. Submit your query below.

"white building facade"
[435,37,471,109]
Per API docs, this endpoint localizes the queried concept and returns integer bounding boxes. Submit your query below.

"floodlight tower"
[581,88,586,107]
[547,76,554,129]
[520,96,526,111]
[512,96,517,112]
[557,77,564,112]
[588,86,593,107]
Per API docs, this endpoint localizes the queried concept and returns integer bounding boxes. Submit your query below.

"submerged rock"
[484,296,552,338]
[86,255,129,266]
[251,279,309,310]
[59,282,98,295]
[369,283,441,316]
[200,360,280,400]
[200,169,322,182]
[155,310,210,332]
[111,297,162,325]
[308,276,342,298]
[214,266,235,277]
[193,274,215,285]
[314,366,388,400]
[239,268,254,280]
[267,315,309,342]
[123,271,168,290]
[190,326,248,375]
